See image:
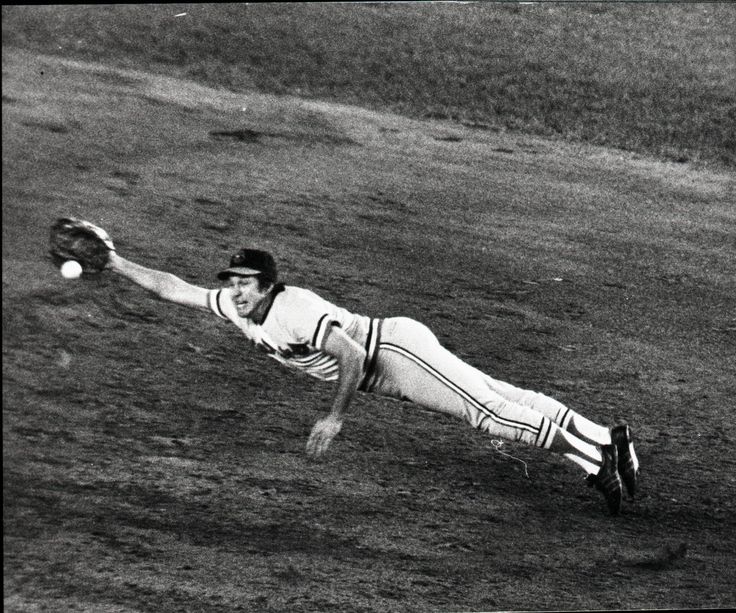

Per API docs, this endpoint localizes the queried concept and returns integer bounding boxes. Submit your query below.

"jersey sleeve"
[207,288,236,321]
[269,288,341,350]
[312,313,340,350]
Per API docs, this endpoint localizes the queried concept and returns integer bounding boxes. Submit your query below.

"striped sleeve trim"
[208,289,227,319]
[312,314,339,349]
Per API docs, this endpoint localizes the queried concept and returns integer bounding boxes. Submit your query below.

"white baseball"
[60,260,83,279]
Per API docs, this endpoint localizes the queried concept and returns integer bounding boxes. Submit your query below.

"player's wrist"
[106,250,121,271]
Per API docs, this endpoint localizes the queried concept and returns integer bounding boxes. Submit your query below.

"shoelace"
[491,439,530,479]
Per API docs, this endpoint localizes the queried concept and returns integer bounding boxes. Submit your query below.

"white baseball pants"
[363,317,573,449]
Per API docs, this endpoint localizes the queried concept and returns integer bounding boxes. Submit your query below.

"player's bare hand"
[306,415,343,457]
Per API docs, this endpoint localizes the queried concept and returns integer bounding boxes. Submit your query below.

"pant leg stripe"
[380,343,540,436]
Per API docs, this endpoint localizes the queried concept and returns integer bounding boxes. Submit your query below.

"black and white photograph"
[3,2,735,611]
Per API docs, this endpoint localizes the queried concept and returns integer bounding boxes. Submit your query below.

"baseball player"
[93,242,640,516]
[46,214,637,517]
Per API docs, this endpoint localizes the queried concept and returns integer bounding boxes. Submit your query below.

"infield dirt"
[3,24,736,613]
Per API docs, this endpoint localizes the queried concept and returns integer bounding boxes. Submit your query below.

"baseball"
[60,260,83,279]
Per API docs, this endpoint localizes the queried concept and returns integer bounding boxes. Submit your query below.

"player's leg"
[484,377,612,446]
[367,317,623,513]
[486,375,639,497]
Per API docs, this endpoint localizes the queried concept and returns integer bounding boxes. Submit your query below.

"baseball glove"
[49,217,115,274]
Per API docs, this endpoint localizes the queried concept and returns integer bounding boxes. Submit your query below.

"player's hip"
[360,319,546,442]
[359,316,442,395]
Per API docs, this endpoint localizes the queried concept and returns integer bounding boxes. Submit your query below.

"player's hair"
[255,270,276,291]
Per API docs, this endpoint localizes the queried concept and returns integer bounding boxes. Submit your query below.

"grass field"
[3,3,735,167]
[3,4,736,612]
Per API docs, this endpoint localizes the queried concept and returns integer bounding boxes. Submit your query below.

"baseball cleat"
[586,444,622,516]
[611,423,640,498]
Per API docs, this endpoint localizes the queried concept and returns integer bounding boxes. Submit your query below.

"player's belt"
[358,318,382,392]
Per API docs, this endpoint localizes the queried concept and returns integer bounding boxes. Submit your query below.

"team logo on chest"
[256,337,312,359]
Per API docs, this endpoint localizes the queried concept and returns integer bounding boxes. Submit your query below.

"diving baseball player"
[54,221,639,516]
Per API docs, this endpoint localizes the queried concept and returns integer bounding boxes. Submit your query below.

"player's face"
[227,275,270,318]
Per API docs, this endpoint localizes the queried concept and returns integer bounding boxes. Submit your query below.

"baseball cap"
[217,248,278,281]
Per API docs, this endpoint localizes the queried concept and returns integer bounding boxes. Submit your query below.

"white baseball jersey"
[207,284,380,383]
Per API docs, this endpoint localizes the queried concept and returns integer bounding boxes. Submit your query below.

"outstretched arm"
[107,251,210,310]
[306,325,366,457]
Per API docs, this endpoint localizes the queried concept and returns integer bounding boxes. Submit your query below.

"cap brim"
[217,266,262,280]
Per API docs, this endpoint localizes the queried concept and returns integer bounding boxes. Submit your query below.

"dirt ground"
[3,49,736,612]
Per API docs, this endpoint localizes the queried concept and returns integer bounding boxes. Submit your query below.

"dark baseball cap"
[217,248,278,281]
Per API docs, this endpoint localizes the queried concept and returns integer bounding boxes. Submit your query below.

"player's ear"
[256,274,272,292]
